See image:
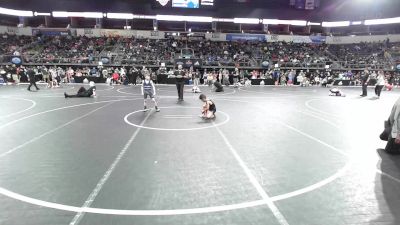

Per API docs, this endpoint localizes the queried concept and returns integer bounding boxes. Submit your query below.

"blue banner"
[226,34,266,41]
[11,56,22,65]
[309,35,326,43]
[32,28,70,36]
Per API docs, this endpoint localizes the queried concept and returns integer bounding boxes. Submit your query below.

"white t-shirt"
[297,75,303,83]
[51,69,57,78]
[377,75,385,86]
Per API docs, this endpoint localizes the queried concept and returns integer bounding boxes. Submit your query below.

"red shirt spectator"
[112,72,120,81]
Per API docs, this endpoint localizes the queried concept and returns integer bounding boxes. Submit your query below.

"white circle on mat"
[124,106,230,131]
[0,97,36,118]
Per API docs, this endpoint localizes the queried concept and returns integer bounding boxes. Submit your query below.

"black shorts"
[144,91,154,99]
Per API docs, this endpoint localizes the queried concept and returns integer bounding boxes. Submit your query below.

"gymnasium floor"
[0,83,400,225]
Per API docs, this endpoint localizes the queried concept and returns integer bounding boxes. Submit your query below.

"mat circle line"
[21,86,75,91]
[116,87,142,95]
[0,97,37,119]
[0,97,349,216]
[95,85,115,92]
[124,106,230,131]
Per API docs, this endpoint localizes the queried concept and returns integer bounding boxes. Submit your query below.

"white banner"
[99,29,137,37]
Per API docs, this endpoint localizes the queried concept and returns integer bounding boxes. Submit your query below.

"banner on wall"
[329,36,343,44]
[32,28,70,36]
[99,29,137,37]
[309,35,326,43]
[292,36,312,43]
[269,34,279,42]
[84,29,94,35]
[151,31,159,37]
[6,27,19,35]
[188,33,205,41]
[212,32,220,39]
[11,56,22,65]
[174,58,202,68]
[226,34,266,41]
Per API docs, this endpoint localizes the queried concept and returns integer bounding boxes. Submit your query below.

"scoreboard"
[156,0,214,8]
[201,0,214,6]
[290,0,320,10]
[172,0,199,8]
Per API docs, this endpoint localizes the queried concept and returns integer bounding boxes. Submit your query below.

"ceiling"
[1,0,399,21]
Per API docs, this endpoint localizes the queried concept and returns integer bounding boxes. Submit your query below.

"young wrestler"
[64,81,96,98]
[199,94,216,119]
[142,74,160,112]
[329,88,346,97]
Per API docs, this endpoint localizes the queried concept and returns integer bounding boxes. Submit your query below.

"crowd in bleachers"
[0,35,35,56]
[118,39,328,67]
[0,34,399,87]
[25,36,119,64]
[326,42,393,69]
[0,34,396,70]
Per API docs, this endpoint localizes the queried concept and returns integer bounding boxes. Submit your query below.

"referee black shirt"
[174,70,185,83]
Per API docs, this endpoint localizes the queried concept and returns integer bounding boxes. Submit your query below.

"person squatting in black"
[213,81,224,92]
[199,94,217,119]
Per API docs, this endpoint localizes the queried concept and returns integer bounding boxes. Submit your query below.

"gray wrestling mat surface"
[1,83,400,225]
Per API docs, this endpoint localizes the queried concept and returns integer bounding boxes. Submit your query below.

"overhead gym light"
[321,21,350,27]
[233,18,260,24]
[52,11,103,18]
[0,7,33,17]
[106,13,134,19]
[263,19,307,26]
[351,21,363,25]
[364,17,400,25]
[156,15,212,22]
[307,22,321,26]
[34,12,51,16]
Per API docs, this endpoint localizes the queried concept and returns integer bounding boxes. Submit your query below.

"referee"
[174,65,187,101]
[27,68,39,91]
[360,69,370,97]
